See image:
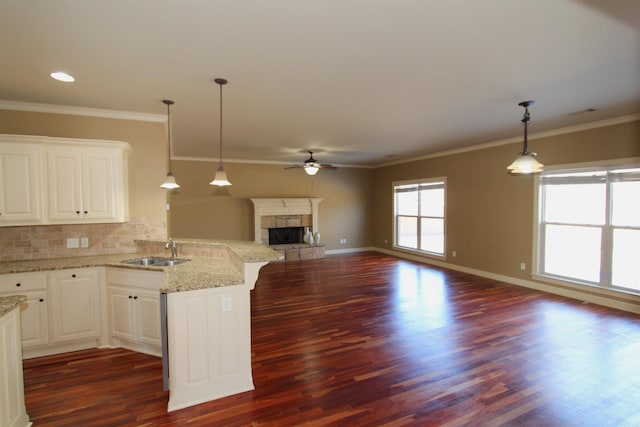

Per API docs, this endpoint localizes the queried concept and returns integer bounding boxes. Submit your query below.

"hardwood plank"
[23,252,640,426]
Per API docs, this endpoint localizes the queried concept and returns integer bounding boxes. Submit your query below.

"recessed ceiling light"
[50,71,75,82]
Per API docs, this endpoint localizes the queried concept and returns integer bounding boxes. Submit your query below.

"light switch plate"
[81,237,89,248]
[66,238,80,248]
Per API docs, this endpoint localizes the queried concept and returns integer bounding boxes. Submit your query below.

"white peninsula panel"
[166,283,252,412]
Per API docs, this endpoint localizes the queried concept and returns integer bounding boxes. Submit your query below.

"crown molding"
[378,113,640,168]
[0,99,166,123]
[173,155,373,168]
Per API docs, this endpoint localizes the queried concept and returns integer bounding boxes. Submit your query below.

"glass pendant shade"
[507,153,544,174]
[304,165,320,175]
[209,166,232,186]
[161,172,180,189]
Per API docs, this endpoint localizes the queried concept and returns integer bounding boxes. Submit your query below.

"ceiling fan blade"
[318,164,337,169]
[284,165,304,169]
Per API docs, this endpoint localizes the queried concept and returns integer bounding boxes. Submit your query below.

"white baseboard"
[325,246,377,255]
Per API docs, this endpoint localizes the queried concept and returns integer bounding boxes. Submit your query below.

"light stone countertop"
[0,240,283,293]
[0,295,26,318]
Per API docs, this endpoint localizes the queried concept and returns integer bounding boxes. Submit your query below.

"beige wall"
[0,109,168,260]
[168,160,375,250]
[373,119,640,281]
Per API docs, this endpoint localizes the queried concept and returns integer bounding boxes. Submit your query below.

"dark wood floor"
[23,252,640,426]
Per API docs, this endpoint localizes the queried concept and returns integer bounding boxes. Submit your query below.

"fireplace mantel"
[250,198,323,244]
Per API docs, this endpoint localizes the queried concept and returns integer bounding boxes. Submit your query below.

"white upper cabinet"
[0,135,130,226]
[47,145,125,223]
[0,140,43,225]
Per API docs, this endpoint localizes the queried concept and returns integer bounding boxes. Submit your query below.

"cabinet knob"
[72,274,76,278]
[129,295,133,299]
[84,210,88,214]
[39,298,44,302]
[133,296,138,300]
[76,210,81,214]
[16,283,21,287]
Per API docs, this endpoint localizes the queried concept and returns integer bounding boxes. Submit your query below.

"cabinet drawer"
[0,272,47,293]
[106,268,162,291]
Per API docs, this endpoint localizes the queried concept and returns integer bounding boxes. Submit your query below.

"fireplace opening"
[269,227,304,245]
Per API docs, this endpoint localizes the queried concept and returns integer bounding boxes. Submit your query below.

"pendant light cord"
[219,82,223,167]
[162,99,175,173]
[214,78,228,168]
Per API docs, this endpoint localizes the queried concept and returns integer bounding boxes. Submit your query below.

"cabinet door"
[19,291,49,348]
[49,268,102,343]
[0,142,43,226]
[108,286,135,341]
[46,147,83,222]
[134,289,161,347]
[81,149,116,221]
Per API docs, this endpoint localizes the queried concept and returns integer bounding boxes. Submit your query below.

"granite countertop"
[0,295,26,318]
[0,240,283,293]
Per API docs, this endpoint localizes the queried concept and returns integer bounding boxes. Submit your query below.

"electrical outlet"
[339,238,347,245]
[384,238,388,244]
[520,262,526,271]
[66,238,79,248]
[222,297,232,312]
[452,250,457,257]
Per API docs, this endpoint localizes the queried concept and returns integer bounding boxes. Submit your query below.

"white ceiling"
[1,0,639,167]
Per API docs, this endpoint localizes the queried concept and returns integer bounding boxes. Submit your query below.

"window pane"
[396,191,418,216]
[544,224,601,282]
[420,218,444,254]
[612,229,640,290]
[612,181,640,227]
[397,216,417,249]
[420,188,444,217]
[543,184,606,225]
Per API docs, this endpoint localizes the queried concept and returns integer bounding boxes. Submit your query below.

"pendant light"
[507,100,543,174]
[209,78,232,186]
[160,99,180,189]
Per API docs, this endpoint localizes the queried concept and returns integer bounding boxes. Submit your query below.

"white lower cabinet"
[48,268,102,343]
[106,269,162,356]
[0,305,30,427]
[0,272,50,350]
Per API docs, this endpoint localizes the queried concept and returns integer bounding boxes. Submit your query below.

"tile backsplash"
[0,217,166,262]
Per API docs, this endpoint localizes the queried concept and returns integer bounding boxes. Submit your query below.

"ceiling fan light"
[210,166,232,186]
[160,172,180,189]
[304,164,320,175]
[507,153,544,174]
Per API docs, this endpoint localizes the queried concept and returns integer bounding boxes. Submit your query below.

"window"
[394,178,446,256]
[536,165,640,292]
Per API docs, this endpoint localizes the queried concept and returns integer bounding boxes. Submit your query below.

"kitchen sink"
[122,257,189,267]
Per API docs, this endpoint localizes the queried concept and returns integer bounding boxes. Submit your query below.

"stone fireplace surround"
[250,198,324,261]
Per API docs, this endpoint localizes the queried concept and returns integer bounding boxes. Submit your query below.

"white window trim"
[532,157,640,295]
[392,176,447,260]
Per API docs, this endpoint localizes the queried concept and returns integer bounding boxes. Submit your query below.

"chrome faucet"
[165,238,178,258]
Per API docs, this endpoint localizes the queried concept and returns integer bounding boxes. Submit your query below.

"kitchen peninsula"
[0,239,283,412]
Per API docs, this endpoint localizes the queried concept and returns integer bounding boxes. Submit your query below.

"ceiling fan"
[285,151,337,175]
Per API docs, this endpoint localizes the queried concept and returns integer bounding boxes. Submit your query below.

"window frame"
[533,158,640,295]
[392,177,447,259]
